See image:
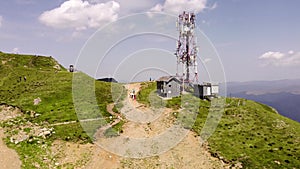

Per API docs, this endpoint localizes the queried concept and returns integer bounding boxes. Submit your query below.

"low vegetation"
[137,82,166,108]
[137,82,157,105]
[136,81,300,168]
[0,52,123,168]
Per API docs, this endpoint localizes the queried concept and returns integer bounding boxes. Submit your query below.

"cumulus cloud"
[39,0,120,30]
[150,0,209,14]
[259,51,284,60]
[259,51,300,67]
[113,0,159,14]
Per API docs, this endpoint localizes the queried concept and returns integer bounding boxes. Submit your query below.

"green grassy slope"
[0,52,122,168]
[1,52,299,168]
[0,52,114,127]
[137,81,300,169]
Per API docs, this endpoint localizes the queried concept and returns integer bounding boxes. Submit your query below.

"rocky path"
[0,105,22,169]
[87,83,225,168]
[0,130,22,169]
[92,103,123,139]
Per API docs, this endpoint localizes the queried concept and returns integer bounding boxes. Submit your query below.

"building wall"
[157,81,166,97]
[166,80,181,98]
[194,85,204,99]
[194,84,219,99]
[211,85,219,95]
[157,79,181,98]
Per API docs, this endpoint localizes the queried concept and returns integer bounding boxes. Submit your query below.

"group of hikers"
[129,89,136,100]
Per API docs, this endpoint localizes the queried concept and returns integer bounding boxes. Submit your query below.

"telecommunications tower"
[175,11,198,84]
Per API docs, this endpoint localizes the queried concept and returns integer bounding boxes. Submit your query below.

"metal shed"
[157,76,182,98]
[194,82,219,99]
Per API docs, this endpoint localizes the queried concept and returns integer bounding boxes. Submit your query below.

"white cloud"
[12,47,19,54]
[39,0,120,30]
[115,0,159,14]
[259,51,300,67]
[0,16,3,28]
[203,58,211,63]
[150,0,209,14]
[259,51,284,60]
[90,0,159,14]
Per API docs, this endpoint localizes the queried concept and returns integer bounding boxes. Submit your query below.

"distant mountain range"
[221,79,300,122]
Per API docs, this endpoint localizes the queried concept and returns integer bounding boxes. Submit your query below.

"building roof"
[156,76,181,82]
[97,77,118,83]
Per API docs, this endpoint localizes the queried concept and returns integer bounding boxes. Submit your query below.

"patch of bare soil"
[0,105,22,169]
[158,132,223,169]
[0,130,22,169]
[84,146,121,169]
[51,140,94,168]
[120,132,224,169]
[53,132,224,169]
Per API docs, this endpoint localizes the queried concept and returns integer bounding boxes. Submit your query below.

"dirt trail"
[121,83,176,138]
[0,105,22,169]
[83,83,225,168]
[0,130,22,169]
[50,83,224,169]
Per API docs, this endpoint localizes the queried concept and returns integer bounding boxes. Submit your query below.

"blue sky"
[0,0,299,82]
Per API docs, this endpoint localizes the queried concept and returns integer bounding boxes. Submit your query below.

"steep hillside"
[204,98,300,168]
[0,52,120,168]
[138,82,300,169]
[231,91,300,122]
[222,80,300,122]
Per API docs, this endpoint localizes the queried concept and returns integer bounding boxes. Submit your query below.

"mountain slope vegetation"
[138,82,300,169]
[0,52,299,168]
[0,52,120,168]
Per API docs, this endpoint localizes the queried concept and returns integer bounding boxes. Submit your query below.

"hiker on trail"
[129,91,134,99]
[24,76,27,82]
[129,89,136,100]
[132,89,136,100]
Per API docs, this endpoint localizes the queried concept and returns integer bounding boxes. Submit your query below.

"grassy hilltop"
[0,52,299,168]
[0,52,121,168]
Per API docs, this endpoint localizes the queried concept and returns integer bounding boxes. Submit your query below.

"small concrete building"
[194,82,219,99]
[157,76,182,98]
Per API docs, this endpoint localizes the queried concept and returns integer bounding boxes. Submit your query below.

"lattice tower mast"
[175,11,198,84]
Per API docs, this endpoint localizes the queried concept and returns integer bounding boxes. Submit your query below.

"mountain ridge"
[0,52,299,168]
